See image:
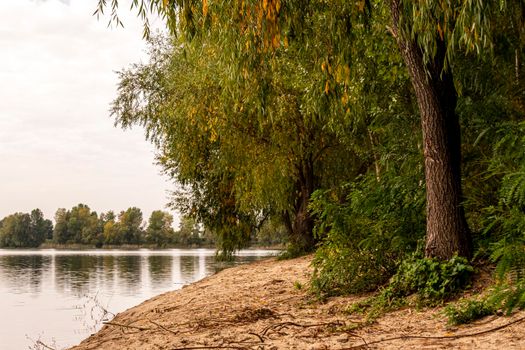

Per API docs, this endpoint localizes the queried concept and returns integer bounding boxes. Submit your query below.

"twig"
[261,321,343,336]
[171,346,248,350]
[149,319,179,335]
[247,332,264,342]
[35,341,56,350]
[344,314,525,349]
[103,321,150,331]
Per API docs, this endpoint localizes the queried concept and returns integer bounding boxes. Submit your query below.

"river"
[0,248,278,349]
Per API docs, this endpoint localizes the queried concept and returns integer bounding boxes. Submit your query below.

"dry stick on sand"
[261,320,344,337]
[148,318,179,336]
[102,321,151,331]
[344,314,525,349]
[171,346,249,350]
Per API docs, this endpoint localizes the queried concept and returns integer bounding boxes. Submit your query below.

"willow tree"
[99,0,525,259]
[112,29,361,254]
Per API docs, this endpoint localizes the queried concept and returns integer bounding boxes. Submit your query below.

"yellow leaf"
[324,81,330,94]
[272,34,280,48]
[341,91,348,105]
[357,0,365,12]
[437,23,443,40]
[203,0,208,17]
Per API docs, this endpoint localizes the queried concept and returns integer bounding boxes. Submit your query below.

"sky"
[0,0,179,224]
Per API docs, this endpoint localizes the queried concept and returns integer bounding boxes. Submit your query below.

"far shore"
[13,243,285,251]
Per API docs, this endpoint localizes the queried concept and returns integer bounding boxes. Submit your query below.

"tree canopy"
[97,0,525,314]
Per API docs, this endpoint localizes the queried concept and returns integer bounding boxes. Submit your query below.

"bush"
[347,254,475,321]
[444,299,496,325]
[382,255,474,306]
[310,171,425,298]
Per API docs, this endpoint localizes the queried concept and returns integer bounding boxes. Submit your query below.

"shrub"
[310,170,425,298]
[444,299,496,325]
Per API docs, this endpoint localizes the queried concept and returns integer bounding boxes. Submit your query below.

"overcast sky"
[0,0,178,224]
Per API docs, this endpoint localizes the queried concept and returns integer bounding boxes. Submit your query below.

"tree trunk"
[390,1,472,260]
[284,157,317,253]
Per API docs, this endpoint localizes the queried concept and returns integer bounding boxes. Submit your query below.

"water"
[0,249,278,349]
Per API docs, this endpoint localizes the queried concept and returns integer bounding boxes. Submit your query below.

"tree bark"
[283,157,317,253]
[390,0,471,259]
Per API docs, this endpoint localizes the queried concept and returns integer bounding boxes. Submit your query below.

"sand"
[69,255,525,350]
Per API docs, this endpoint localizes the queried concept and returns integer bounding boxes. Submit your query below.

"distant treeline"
[0,204,285,249]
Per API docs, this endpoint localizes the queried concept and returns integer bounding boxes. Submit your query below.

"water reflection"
[115,255,142,295]
[55,255,101,294]
[148,255,172,286]
[0,249,279,349]
[0,254,50,295]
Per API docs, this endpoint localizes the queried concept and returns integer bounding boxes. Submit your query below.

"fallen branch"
[261,321,344,337]
[247,332,264,342]
[171,346,248,350]
[103,321,150,331]
[148,319,179,336]
[344,314,525,349]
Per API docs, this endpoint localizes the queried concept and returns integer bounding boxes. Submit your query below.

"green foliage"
[444,299,496,325]
[96,0,525,314]
[173,215,203,246]
[381,255,474,306]
[117,207,145,244]
[0,211,48,248]
[347,255,474,321]
[145,210,175,246]
[310,167,425,297]
[469,121,525,315]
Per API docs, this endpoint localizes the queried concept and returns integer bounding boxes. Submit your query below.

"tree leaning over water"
[111,32,363,255]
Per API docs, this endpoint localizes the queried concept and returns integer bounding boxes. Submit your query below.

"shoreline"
[69,255,525,350]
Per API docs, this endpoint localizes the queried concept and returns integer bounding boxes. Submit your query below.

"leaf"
[203,0,208,17]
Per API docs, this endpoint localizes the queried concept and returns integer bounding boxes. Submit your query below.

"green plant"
[444,299,496,325]
[383,255,474,306]
[294,281,304,290]
[345,254,475,321]
[310,167,426,298]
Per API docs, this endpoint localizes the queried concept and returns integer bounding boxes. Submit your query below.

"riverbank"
[37,243,284,250]
[69,255,525,350]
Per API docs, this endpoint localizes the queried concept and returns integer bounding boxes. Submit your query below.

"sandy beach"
[69,255,525,350]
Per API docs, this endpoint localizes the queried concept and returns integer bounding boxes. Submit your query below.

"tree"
[117,207,144,244]
[0,212,46,247]
[103,219,121,245]
[98,0,525,259]
[175,215,202,246]
[52,205,101,245]
[53,208,70,244]
[67,204,101,244]
[145,210,175,245]
[111,31,361,255]
[29,209,53,244]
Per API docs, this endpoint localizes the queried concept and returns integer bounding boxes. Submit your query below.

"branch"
[35,341,56,350]
[103,321,150,331]
[344,314,525,349]
[171,346,248,350]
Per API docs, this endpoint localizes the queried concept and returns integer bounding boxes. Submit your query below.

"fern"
[480,121,525,315]
[500,172,525,207]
